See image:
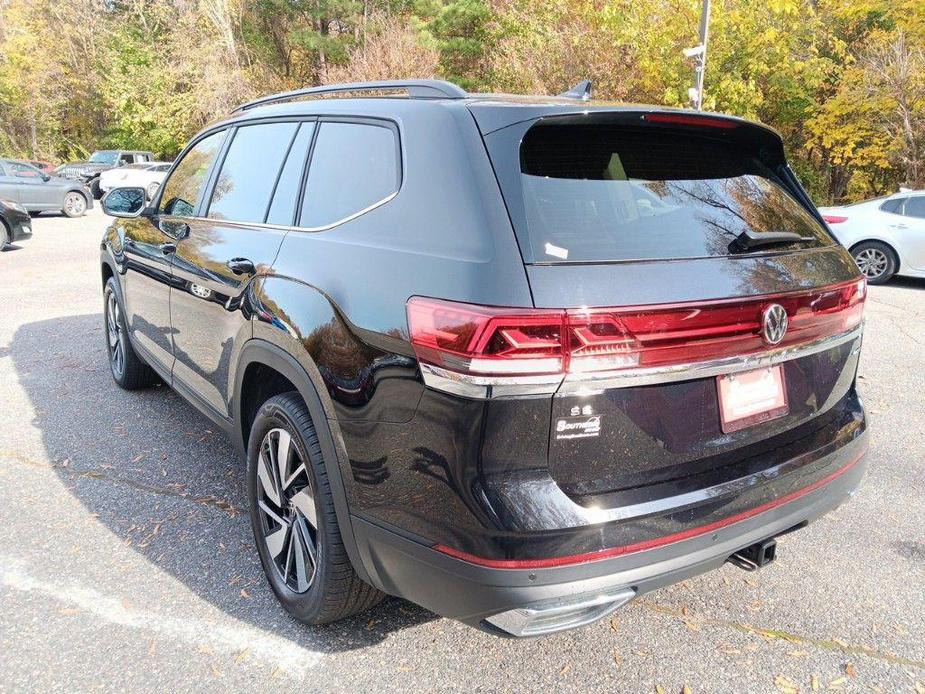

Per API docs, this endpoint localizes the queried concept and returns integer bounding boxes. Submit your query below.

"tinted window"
[159,131,225,217]
[517,124,832,263]
[904,197,925,220]
[266,122,315,226]
[7,161,42,178]
[208,122,298,223]
[880,198,904,214]
[300,122,398,228]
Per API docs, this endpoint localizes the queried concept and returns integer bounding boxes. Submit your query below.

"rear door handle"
[226,257,256,275]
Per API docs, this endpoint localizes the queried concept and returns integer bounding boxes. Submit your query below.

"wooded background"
[0,0,922,203]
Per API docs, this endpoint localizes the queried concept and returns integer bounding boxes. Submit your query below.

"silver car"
[0,159,93,217]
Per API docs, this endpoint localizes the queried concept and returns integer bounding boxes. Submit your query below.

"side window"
[207,122,299,224]
[903,196,925,220]
[8,161,41,178]
[299,121,399,228]
[266,122,315,226]
[880,198,905,215]
[159,131,225,218]
[119,153,133,166]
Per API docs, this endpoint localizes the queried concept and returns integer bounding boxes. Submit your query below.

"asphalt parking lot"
[1,207,923,693]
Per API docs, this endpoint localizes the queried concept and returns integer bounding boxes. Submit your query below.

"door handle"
[158,242,177,254]
[226,257,256,275]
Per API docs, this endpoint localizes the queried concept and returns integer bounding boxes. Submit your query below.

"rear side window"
[266,122,315,226]
[160,131,225,218]
[299,121,399,228]
[518,124,832,263]
[904,197,925,219]
[880,198,904,214]
[208,122,299,223]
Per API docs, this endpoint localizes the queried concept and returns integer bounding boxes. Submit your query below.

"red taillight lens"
[407,279,865,378]
[822,215,848,224]
[406,298,566,376]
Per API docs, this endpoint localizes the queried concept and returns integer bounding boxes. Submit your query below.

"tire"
[62,191,87,218]
[851,241,897,285]
[247,391,384,625]
[0,221,9,250]
[90,178,102,200]
[104,277,159,389]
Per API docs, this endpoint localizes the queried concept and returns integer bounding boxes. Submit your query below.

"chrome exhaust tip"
[484,587,637,637]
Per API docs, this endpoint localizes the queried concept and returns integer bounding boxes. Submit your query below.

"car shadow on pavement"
[12,313,437,653]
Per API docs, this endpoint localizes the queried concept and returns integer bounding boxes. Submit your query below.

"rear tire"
[247,391,384,625]
[104,277,159,389]
[90,178,102,200]
[852,241,897,284]
[0,221,9,250]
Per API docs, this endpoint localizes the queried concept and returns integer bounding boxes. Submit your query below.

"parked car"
[99,79,869,637]
[820,191,925,284]
[100,161,172,199]
[56,149,154,199]
[0,159,93,217]
[0,197,32,249]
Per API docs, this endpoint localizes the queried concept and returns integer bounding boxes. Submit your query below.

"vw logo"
[762,304,788,345]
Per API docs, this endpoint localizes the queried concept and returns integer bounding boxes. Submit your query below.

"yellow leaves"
[775,674,799,693]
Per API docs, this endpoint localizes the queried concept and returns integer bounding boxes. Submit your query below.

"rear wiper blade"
[730,229,816,253]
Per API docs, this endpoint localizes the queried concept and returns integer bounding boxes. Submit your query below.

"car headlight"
[1,198,26,214]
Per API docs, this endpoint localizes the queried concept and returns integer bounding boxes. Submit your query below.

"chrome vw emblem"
[762,304,788,345]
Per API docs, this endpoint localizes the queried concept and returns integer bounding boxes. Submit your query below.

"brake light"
[642,113,739,129]
[822,215,848,224]
[407,279,865,378]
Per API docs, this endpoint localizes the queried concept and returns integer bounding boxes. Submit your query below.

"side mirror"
[102,187,147,218]
[41,173,51,182]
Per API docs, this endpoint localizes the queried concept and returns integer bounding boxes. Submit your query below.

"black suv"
[100,79,868,637]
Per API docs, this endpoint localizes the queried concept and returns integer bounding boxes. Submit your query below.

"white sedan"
[99,162,172,200]
[820,191,925,284]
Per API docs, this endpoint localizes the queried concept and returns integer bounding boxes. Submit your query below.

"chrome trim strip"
[558,325,863,396]
[419,325,863,400]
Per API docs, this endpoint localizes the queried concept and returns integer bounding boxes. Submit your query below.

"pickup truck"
[55,150,155,199]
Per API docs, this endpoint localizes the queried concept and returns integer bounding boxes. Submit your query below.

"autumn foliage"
[0,0,922,203]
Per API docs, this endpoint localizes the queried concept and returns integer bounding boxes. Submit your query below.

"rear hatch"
[476,108,865,497]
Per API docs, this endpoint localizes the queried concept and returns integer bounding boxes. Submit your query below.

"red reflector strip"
[822,215,848,224]
[434,446,867,570]
[642,112,739,129]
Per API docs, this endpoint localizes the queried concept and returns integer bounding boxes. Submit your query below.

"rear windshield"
[519,124,832,263]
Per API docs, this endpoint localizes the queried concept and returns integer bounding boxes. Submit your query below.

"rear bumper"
[5,209,32,242]
[352,432,867,634]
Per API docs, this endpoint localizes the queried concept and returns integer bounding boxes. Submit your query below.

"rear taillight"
[407,279,866,379]
[822,215,848,224]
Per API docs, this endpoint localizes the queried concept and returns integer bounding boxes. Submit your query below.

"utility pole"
[695,0,711,110]
[684,0,711,110]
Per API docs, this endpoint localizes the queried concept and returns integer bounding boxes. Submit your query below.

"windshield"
[88,151,119,165]
[517,123,833,263]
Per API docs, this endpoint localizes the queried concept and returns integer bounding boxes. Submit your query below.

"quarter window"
[880,198,905,214]
[159,131,225,218]
[208,122,299,223]
[299,121,399,228]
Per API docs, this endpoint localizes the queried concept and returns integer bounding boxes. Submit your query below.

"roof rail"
[231,79,467,113]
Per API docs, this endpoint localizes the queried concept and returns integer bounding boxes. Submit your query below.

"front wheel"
[104,278,158,389]
[247,392,383,624]
[1,222,9,250]
[62,191,87,218]
[852,241,897,285]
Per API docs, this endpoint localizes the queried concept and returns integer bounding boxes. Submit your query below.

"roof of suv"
[224,79,783,143]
